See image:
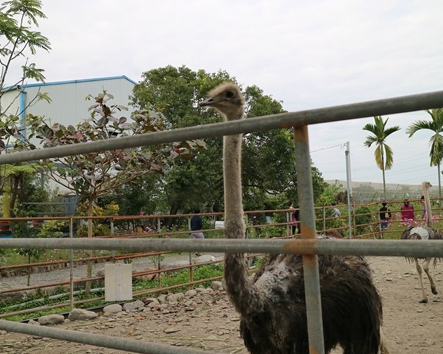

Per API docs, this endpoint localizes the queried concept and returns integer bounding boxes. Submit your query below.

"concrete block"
[105,263,132,301]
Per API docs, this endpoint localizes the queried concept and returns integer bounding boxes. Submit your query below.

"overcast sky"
[7,0,443,187]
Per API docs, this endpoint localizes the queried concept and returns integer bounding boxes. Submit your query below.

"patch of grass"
[3,264,224,321]
[0,249,84,267]
[4,306,72,322]
[133,264,224,292]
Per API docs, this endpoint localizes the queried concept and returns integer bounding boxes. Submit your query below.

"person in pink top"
[401,199,415,220]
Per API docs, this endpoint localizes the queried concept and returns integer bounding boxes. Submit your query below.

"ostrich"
[200,83,389,354]
[401,181,443,303]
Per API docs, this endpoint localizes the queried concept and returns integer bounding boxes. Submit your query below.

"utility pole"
[345,141,353,238]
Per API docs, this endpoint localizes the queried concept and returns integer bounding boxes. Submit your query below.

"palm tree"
[363,116,401,199]
[406,108,443,202]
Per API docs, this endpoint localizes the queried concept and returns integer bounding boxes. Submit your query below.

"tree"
[131,66,235,220]
[26,91,196,210]
[1,163,37,215]
[0,0,51,116]
[363,116,401,199]
[131,66,327,218]
[242,86,290,197]
[0,0,50,221]
[406,108,443,201]
[24,91,204,293]
[242,85,326,208]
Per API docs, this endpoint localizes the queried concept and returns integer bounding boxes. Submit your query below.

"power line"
[311,144,344,153]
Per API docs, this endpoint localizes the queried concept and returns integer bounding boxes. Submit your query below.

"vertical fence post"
[293,125,325,354]
[245,214,249,238]
[189,259,194,284]
[110,219,116,264]
[157,254,162,290]
[353,210,357,237]
[286,210,291,236]
[322,207,326,234]
[188,216,193,283]
[69,217,74,311]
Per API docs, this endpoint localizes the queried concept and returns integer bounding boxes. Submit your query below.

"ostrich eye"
[225,90,235,99]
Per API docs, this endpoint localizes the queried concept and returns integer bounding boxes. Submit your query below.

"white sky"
[6,0,443,186]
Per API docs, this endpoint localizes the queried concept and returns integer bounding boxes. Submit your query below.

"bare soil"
[2,256,443,354]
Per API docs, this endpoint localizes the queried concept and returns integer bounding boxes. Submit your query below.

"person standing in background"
[379,201,391,230]
[421,195,426,219]
[289,203,300,235]
[401,199,414,220]
[190,209,205,239]
[331,202,341,217]
[190,209,204,256]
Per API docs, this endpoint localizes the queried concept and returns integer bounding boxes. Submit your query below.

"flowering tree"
[23,91,205,293]
[25,91,204,213]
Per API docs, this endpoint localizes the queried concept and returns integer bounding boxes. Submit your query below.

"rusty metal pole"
[322,207,326,234]
[110,219,116,264]
[293,125,325,354]
[188,216,193,282]
[69,217,74,311]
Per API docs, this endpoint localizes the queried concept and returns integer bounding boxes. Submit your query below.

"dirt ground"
[2,256,443,354]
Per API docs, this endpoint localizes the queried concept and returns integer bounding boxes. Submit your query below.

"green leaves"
[130,65,327,214]
[0,0,50,104]
[18,89,207,212]
[407,108,443,167]
[363,115,401,199]
[0,0,51,158]
[363,116,400,171]
[2,0,47,25]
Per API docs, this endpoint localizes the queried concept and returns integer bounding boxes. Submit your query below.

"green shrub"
[354,206,374,235]
[76,223,111,237]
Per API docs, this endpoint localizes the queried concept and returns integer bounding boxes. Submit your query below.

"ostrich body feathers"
[401,225,442,241]
[401,225,442,265]
[239,254,382,354]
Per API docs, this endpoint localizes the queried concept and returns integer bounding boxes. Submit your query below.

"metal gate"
[1,89,443,354]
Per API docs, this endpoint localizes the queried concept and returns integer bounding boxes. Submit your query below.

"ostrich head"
[422,181,431,193]
[199,83,245,121]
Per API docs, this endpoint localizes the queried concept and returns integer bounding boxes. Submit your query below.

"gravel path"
[3,256,443,353]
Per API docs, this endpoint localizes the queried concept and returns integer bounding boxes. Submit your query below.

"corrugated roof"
[2,75,136,92]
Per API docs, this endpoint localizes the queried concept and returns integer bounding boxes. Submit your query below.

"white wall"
[1,76,135,132]
[1,76,137,194]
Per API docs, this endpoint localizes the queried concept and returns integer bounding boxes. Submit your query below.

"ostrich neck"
[223,133,261,315]
[223,134,244,234]
[424,188,433,228]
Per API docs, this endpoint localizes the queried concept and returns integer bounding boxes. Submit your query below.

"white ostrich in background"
[200,83,389,354]
[401,181,443,303]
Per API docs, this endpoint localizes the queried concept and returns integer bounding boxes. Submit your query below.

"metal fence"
[1,89,443,354]
[0,204,408,319]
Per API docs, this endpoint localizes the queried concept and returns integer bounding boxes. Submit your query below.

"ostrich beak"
[200,95,226,107]
[199,98,215,107]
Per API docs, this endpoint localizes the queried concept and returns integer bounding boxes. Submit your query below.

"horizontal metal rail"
[1,237,443,258]
[0,90,442,164]
[0,320,218,354]
[0,208,285,221]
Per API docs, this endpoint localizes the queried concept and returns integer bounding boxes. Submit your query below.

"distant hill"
[326,179,440,203]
